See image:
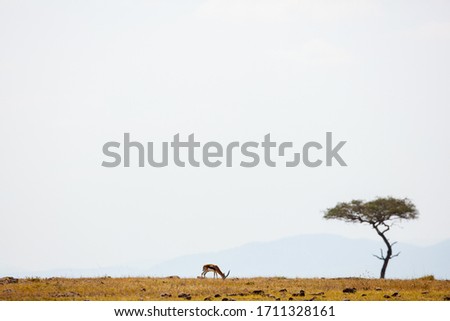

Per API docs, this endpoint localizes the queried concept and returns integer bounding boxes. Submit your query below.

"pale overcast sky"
[1,0,449,274]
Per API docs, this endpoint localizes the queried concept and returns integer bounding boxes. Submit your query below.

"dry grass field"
[1,276,449,301]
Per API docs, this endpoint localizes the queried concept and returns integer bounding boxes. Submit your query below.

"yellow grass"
[1,277,449,301]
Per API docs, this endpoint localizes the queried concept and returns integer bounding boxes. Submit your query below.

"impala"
[201,264,230,280]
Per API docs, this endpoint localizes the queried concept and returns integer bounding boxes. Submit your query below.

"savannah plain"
[1,276,449,301]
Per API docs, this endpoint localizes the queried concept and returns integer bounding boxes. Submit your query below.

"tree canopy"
[324,197,418,226]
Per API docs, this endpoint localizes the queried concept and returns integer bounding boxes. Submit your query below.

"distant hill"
[3,234,449,279]
[147,234,450,279]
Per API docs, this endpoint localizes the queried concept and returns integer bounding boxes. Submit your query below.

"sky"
[1,0,449,275]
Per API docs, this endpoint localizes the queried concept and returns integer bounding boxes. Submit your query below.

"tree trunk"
[379,250,391,279]
[374,226,393,279]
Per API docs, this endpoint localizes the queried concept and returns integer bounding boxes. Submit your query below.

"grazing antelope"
[201,264,230,280]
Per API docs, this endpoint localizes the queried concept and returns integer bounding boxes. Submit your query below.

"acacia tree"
[323,197,419,279]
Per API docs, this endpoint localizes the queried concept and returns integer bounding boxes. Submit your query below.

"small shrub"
[27,277,41,282]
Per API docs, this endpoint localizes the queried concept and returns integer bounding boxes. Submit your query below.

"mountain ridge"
[146,234,450,279]
[3,234,449,279]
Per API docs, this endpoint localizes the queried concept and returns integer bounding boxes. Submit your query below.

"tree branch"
[373,248,385,260]
[380,221,390,234]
